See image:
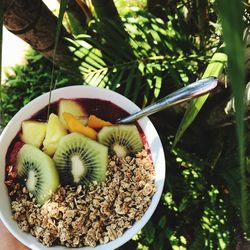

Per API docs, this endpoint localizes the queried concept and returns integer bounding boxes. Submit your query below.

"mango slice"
[63,112,97,140]
[58,99,88,129]
[43,113,67,156]
[20,121,47,148]
[88,115,112,129]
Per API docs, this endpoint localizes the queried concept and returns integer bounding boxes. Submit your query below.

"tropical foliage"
[68,3,221,106]
[1,0,250,249]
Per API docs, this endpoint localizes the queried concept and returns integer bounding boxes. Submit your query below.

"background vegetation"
[1,0,250,249]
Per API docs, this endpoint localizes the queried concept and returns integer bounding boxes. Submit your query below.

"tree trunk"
[3,0,76,68]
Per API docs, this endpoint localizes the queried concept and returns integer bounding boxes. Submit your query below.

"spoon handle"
[118,77,218,124]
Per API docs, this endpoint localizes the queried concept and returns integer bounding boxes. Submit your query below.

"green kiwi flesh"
[98,125,143,157]
[16,144,59,205]
[53,133,108,186]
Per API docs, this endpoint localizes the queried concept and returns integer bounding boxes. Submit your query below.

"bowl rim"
[0,85,165,250]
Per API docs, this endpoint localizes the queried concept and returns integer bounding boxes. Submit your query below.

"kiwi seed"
[53,133,108,186]
[97,125,143,157]
[16,144,59,204]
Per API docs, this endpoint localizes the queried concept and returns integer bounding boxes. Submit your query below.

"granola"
[10,149,156,247]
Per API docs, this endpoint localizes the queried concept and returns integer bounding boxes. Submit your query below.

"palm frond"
[68,9,219,105]
[190,185,233,249]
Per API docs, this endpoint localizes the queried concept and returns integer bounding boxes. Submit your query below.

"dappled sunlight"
[200,186,230,249]
[1,0,250,249]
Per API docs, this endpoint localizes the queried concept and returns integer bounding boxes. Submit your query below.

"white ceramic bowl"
[0,86,165,250]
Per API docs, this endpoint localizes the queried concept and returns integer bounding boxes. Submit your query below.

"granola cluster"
[10,150,156,247]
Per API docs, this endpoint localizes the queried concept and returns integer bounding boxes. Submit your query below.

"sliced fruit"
[88,115,112,129]
[43,113,67,156]
[58,99,88,129]
[16,144,59,204]
[98,125,143,157]
[53,133,108,186]
[78,116,88,126]
[20,121,47,148]
[63,112,97,140]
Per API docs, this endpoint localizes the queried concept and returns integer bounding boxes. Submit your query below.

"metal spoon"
[117,77,218,124]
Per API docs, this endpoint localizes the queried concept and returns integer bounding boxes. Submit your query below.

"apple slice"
[58,99,88,129]
[43,113,67,156]
[20,121,47,148]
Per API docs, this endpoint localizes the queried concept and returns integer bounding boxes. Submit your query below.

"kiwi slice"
[98,125,143,157]
[16,144,59,205]
[53,133,108,186]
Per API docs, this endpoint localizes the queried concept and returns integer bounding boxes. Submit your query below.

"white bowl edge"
[0,86,165,250]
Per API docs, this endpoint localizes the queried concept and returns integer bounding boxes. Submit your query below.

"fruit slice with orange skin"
[63,112,97,140]
[88,115,112,129]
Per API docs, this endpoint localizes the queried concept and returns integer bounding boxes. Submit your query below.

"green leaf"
[142,220,156,245]
[65,12,85,36]
[217,0,247,232]
[173,52,227,148]
[124,63,138,97]
[69,9,220,104]
[54,0,69,58]
[109,69,126,90]
[158,216,167,229]
[132,62,144,102]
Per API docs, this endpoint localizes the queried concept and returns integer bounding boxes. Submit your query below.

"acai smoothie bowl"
[0,86,165,250]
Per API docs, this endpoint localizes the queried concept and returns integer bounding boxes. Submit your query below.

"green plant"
[1,50,80,125]
[217,0,248,233]
[68,6,220,106]
[1,0,250,249]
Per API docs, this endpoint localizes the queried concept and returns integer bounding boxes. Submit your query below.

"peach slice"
[63,112,97,140]
[88,115,112,129]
